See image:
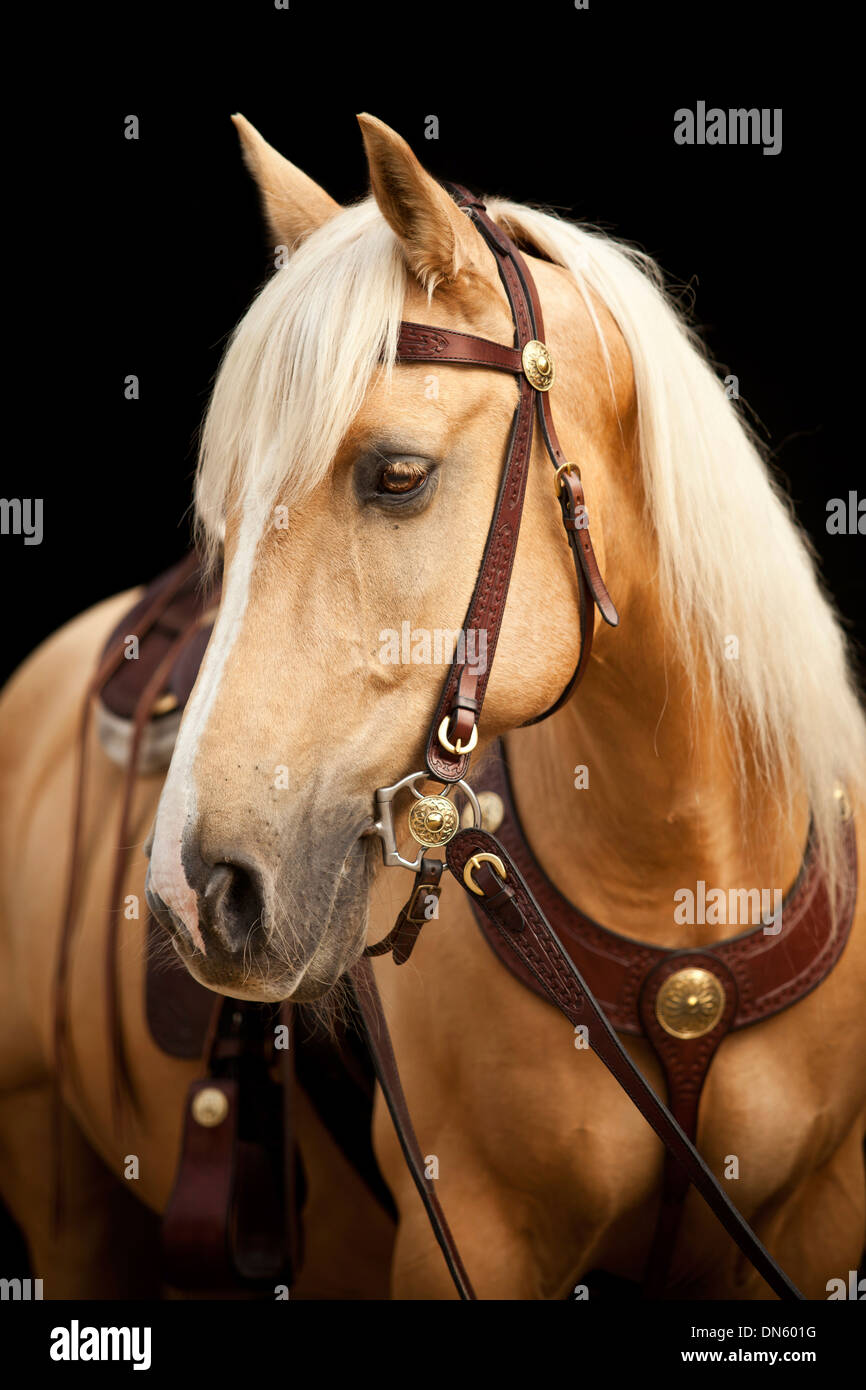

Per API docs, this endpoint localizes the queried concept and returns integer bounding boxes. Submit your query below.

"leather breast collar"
[471,742,857,1039]
[466,740,857,1291]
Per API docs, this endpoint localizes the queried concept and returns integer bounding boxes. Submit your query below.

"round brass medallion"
[655,967,726,1039]
[460,790,505,834]
[151,690,179,716]
[191,1086,229,1128]
[408,795,460,847]
[522,339,555,391]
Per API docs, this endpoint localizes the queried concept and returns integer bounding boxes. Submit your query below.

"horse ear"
[231,113,340,248]
[357,113,493,291]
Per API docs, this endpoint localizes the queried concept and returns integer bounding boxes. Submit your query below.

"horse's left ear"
[357,113,495,292]
[232,113,341,248]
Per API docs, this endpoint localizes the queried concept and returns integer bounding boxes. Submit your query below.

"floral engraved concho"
[655,967,727,1039]
[407,795,460,847]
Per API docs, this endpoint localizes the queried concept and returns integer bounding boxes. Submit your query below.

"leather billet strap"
[394,185,617,784]
[348,956,477,1300]
[161,1075,243,1288]
[364,855,444,965]
[445,828,804,1302]
[162,998,296,1289]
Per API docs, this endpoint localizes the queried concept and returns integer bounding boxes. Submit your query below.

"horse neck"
[503,581,809,948]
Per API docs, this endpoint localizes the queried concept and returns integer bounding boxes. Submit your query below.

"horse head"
[144,114,633,1001]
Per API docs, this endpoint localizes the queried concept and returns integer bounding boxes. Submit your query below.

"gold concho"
[151,690,179,716]
[408,795,460,847]
[522,339,555,391]
[655,967,726,1039]
[191,1086,229,1128]
[461,790,505,834]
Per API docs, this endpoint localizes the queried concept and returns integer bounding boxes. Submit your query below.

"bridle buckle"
[554,461,581,496]
[437,716,478,756]
[463,852,507,896]
[404,882,440,925]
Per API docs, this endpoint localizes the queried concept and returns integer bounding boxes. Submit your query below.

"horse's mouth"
[145,862,369,1003]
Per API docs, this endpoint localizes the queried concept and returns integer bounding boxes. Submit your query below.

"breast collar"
[464,740,857,1292]
[469,740,858,1042]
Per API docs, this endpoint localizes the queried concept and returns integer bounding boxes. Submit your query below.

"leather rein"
[355,184,806,1302]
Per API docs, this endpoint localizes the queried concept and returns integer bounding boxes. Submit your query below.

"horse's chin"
[168,929,366,1004]
[147,831,375,1003]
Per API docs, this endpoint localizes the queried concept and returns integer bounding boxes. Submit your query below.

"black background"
[2,3,860,687]
[0,0,862,1334]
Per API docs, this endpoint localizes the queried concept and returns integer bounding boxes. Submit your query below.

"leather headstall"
[393,184,617,785]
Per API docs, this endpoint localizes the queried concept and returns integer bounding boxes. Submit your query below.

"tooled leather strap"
[348,956,477,1300]
[466,747,857,1292]
[445,828,804,1302]
[506,234,618,631]
[467,748,858,1033]
[420,200,537,783]
[638,953,738,1295]
[394,185,618,784]
[396,324,522,374]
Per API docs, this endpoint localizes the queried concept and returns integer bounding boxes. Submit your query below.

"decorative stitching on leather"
[396,323,522,371]
[468,754,857,1037]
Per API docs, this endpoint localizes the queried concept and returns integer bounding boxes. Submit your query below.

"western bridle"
[357,184,807,1301]
[402,186,617,785]
[368,181,618,880]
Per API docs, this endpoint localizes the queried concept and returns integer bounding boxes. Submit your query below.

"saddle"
[97,553,219,774]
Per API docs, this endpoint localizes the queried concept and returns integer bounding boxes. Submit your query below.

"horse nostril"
[200,861,264,952]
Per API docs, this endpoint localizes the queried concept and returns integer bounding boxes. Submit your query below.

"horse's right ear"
[231,114,340,248]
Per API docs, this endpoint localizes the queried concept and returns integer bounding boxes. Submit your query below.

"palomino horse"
[1,113,865,1300]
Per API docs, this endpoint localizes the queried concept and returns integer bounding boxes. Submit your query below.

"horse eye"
[377,460,428,495]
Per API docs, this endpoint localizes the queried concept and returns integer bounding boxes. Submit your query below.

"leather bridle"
[359,184,805,1302]
[398,184,618,785]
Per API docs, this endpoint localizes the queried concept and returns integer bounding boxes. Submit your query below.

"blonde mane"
[196,193,866,912]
